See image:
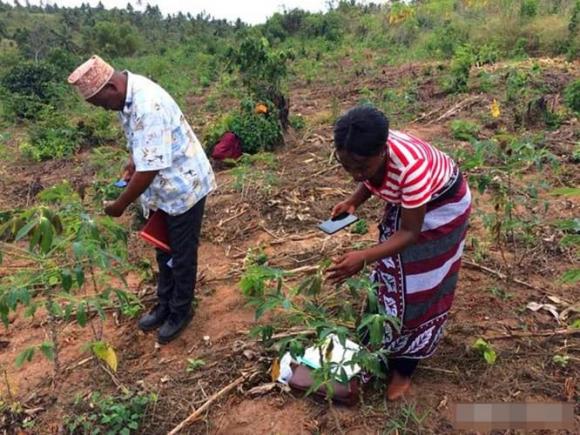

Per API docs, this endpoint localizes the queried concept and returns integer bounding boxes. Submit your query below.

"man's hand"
[104,200,127,218]
[122,157,136,182]
[326,251,367,285]
[331,199,356,219]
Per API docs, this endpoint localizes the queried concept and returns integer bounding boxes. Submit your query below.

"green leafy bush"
[290,114,306,130]
[83,21,142,58]
[204,100,283,154]
[303,12,344,42]
[520,0,540,18]
[46,48,81,77]
[228,36,293,129]
[563,79,580,113]
[21,110,80,161]
[446,45,475,93]
[0,61,63,120]
[65,392,156,435]
[451,120,481,141]
[230,104,283,154]
[424,22,468,59]
[203,114,234,152]
[76,111,122,147]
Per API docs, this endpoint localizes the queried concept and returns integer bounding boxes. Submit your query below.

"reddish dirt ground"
[1,60,578,434]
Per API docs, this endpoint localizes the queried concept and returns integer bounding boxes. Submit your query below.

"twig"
[218,208,249,227]
[270,329,317,340]
[286,265,320,275]
[259,225,283,241]
[167,372,252,435]
[236,328,316,341]
[328,149,336,166]
[23,407,44,416]
[65,356,93,372]
[294,164,341,186]
[2,369,14,403]
[419,366,457,375]
[426,96,483,125]
[463,260,567,300]
[411,106,445,123]
[98,362,129,395]
[484,329,580,340]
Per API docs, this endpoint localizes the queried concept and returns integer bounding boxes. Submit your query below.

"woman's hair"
[333,105,389,157]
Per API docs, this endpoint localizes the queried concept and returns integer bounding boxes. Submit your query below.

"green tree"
[0,61,62,119]
[84,21,141,57]
[228,37,294,129]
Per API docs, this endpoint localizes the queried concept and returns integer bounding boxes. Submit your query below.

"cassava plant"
[240,252,399,398]
[0,184,138,387]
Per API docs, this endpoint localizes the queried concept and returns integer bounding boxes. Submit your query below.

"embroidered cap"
[67,55,114,100]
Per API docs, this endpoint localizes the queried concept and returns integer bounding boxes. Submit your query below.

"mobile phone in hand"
[318,212,358,235]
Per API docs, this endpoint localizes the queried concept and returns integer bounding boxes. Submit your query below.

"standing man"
[68,55,216,344]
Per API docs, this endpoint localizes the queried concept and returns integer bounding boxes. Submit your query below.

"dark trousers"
[155,197,206,314]
[389,358,419,377]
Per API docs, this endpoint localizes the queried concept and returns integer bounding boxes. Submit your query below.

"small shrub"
[46,48,81,77]
[203,113,234,152]
[65,392,156,435]
[552,355,570,368]
[424,22,467,59]
[474,71,499,93]
[475,43,500,66]
[302,12,344,42]
[289,114,306,130]
[22,111,80,161]
[351,219,369,235]
[230,107,283,154]
[76,111,121,147]
[0,61,63,120]
[520,0,539,18]
[472,338,497,365]
[506,68,530,102]
[186,358,206,372]
[204,100,283,155]
[563,79,580,114]
[451,120,480,142]
[446,45,475,93]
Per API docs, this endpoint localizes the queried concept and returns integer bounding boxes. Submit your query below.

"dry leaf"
[255,103,268,114]
[564,377,575,401]
[437,395,449,410]
[527,302,560,323]
[559,303,580,321]
[92,342,118,373]
[247,383,278,397]
[271,358,281,382]
[243,349,257,360]
[490,99,501,118]
[547,296,564,305]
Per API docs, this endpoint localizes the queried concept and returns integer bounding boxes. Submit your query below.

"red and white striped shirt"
[364,131,456,208]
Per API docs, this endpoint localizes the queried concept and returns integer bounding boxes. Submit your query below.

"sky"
[14,1,388,24]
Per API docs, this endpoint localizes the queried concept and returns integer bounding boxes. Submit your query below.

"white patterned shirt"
[119,72,216,216]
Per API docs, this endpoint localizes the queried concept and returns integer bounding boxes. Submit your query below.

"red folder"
[139,210,171,253]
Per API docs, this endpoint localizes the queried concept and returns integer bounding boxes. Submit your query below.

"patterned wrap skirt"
[369,168,472,359]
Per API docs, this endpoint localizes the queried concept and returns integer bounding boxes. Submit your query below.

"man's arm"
[104,170,158,217]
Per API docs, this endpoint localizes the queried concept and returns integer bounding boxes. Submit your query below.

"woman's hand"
[331,199,356,218]
[326,251,367,285]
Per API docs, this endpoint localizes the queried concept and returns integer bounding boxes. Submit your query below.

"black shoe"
[158,309,193,344]
[138,304,170,332]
